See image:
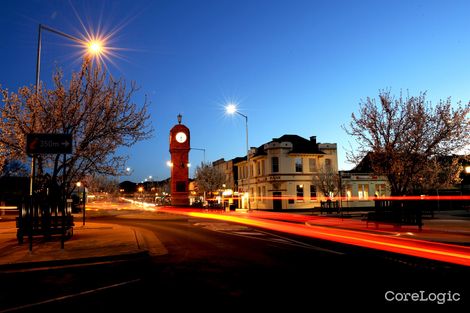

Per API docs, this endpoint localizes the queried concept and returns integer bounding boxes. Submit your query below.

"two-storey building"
[234,134,338,210]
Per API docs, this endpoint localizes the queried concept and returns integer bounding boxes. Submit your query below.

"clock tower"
[169,114,190,206]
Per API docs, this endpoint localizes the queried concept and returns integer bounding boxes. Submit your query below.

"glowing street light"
[76,181,86,226]
[87,40,104,55]
[226,103,237,115]
[225,103,250,210]
[30,24,107,197]
[36,24,105,91]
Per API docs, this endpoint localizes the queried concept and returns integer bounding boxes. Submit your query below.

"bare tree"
[343,90,469,195]
[194,162,225,197]
[312,165,341,198]
[0,61,153,195]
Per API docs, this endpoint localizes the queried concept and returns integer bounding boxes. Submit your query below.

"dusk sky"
[1,0,469,182]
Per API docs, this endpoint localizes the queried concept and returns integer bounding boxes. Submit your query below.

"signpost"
[26,133,73,154]
[24,133,73,250]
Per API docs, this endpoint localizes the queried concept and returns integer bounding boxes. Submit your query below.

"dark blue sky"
[1,0,470,182]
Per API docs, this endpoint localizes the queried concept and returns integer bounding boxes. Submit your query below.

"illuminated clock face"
[175,132,187,143]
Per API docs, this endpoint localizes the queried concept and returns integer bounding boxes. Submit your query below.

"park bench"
[320,200,340,214]
[363,199,423,231]
[16,197,74,244]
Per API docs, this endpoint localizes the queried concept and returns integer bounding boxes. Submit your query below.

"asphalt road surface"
[1,211,469,312]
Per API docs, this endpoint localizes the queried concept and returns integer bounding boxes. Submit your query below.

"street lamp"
[76,181,86,226]
[226,103,250,210]
[30,24,106,198]
[138,186,144,205]
[35,24,104,90]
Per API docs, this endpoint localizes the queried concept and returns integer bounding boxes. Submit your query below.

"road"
[1,210,469,312]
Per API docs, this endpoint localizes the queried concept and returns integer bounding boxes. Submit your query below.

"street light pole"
[226,104,250,210]
[191,148,206,163]
[30,23,104,203]
[239,112,250,211]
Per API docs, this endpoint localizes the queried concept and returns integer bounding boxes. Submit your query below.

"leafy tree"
[0,61,153,195]
[194,162,225,196]
[344,90,469,195]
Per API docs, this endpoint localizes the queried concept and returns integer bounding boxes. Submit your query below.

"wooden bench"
[16,215,74,244]
[320,200,340,214]
[364,200,423,231]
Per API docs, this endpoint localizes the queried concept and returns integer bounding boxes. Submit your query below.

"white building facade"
[235,135,338,211]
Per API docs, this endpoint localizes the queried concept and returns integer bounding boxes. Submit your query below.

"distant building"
[234,134,338,210]
[119,180,137,194]
[339,152,391,208]
[213,157,240,191]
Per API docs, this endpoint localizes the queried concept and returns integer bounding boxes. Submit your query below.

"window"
[257,187,261,202]
[296,184,304,201]
[358,184,369,200]
[325,159,331,170]
[309,158,316,172]
[310,185,317,200]
[272,157,279,173]
[346,185,352,200]
[257,161,261,175]
[262,186,266,202]
[295,158,303,172]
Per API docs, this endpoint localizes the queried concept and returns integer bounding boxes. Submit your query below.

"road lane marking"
[195,221,345,255]
[0,278,141,313]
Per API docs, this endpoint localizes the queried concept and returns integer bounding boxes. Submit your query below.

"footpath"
[0,213,167,272]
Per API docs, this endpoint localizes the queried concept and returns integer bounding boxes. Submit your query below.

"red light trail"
[156,206,470,267]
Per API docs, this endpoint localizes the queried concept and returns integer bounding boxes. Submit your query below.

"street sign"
[26,133,73,154]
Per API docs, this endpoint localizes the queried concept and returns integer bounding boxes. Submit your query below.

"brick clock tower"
[169,114,190,206]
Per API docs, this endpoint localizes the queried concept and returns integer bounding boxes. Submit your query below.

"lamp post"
[30,24,104,203]
[138,186,144,205]
[226,103,250,210]
[76,182,86,226]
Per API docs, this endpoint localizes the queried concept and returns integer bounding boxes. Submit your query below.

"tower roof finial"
[177,113,182,124]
